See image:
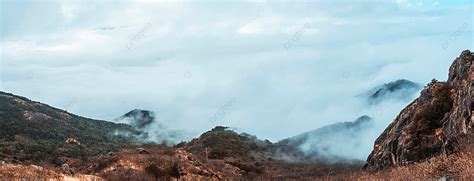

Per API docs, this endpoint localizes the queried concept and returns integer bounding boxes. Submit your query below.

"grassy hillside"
[0,91,140,168]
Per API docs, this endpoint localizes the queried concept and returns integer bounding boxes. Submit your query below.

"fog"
[278,83,421,160]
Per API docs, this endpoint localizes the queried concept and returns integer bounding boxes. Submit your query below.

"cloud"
[0,0,472,157]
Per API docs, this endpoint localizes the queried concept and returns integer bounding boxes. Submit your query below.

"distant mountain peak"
[365,79,422,105]
[355,115,371,122]
[117,109,155,129]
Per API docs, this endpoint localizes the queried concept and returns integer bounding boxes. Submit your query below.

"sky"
[0,0,473,147]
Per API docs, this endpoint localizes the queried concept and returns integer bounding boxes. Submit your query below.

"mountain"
[114,109,191,145]
[183,126,306,163]
[365,50,474,171]
[278,115,374,161]
[115,109,155,129]
[0,91,140,167]
[78,126,363,180]
[178,126,362,178]
[364,79,422,105]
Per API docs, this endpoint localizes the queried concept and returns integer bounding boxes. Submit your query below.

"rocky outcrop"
[61,164,74,175]
[365,50,474,170]
[65,138,81,145]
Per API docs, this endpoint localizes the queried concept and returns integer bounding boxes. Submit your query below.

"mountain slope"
[278,115,374,161]
[180,126,363,178]
[365,50,474,170]
[183,126,305,162]
[0,91,140,167]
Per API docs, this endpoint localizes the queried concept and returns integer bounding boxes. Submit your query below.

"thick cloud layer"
[1,0,473,148]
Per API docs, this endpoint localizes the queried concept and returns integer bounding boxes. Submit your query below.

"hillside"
[179,126,362,178]
[0,91,141,169]
[183,126,305,161]
[66,127,363,180]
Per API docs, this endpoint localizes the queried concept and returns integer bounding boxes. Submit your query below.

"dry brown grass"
[0,164,102,181]
[0,163,62,180]
[2,141,473,180]
[330,143,474,180]
[91,146,222,180]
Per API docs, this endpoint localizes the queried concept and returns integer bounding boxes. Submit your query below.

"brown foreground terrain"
[1,50,473,180]
[1,141,473,180]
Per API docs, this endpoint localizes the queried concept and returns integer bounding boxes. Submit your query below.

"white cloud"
[60,3,79,22]
[394,0,423,8]
[238,22,263,34]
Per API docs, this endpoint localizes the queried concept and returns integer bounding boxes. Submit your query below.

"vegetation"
[398,82,455,162]
[145,161,182,179]
[0,92,141,169]
[412,83,453,133]
[185,126,258,159]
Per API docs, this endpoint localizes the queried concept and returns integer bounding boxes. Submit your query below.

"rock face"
[365,50,474,170]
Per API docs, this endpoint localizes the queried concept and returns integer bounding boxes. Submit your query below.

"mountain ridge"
[0,90,140,168]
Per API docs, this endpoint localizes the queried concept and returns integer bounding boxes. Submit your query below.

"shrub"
[145,160,183,179]
[412,83,453,133]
